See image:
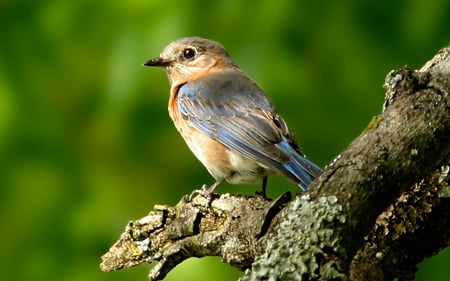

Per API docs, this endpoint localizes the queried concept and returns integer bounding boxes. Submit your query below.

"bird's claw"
[188,184,217,202]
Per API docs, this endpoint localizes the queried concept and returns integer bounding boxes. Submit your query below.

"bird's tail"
[276,138,322,190]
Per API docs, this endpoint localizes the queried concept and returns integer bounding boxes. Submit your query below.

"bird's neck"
[169,65,237,88]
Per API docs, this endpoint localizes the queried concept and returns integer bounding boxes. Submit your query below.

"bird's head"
[144,37,237,85]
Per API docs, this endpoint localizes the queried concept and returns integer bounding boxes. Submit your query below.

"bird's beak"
[143,57,171,67]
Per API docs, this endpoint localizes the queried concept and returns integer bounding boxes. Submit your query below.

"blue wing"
[177,69,321,188]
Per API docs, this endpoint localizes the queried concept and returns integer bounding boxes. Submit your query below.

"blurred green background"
[1,0,449,280]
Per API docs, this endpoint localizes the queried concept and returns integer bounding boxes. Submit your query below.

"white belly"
[181,127,270,184]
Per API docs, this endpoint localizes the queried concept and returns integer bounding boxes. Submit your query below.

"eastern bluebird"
[144,37,321,196]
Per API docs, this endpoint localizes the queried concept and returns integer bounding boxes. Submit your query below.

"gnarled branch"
[101,47,450,281]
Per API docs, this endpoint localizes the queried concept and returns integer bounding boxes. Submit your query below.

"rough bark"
[100,47,450,281]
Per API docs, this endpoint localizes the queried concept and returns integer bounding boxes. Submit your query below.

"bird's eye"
[183,47,196,59]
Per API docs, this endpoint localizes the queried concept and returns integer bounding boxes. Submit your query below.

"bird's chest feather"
[168,90,230,170]
[168,89,268,183]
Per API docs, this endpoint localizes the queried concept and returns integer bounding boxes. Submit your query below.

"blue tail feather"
[277,137,322,190]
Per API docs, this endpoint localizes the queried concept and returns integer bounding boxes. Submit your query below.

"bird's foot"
[189,184,216,201]
[255,189,270,200]
[189,177,224,201]
[188,178,225,203]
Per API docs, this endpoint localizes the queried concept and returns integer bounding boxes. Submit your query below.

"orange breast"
[168,88,232,179]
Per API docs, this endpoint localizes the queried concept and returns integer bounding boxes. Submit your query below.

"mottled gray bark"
[101,47,450,281]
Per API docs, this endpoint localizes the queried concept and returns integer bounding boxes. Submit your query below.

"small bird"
[144,37,321,196]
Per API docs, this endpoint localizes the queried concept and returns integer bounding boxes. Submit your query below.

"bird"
[144,37,321,197]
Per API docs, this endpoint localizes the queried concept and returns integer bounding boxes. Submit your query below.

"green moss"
[361,115,383,135]
[240,195,347,281]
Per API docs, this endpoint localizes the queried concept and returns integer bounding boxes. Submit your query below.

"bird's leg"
[256,176,269,199]
[189,177,225,201]
[201,177,225,196]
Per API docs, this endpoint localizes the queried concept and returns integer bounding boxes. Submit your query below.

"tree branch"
[100,192,292,280]
[350,170,450,281]
[100,47,450,280]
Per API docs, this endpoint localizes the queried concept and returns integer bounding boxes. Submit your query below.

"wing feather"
[177,69,321,184]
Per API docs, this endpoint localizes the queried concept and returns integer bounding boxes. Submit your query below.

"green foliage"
[0,0,448,280]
